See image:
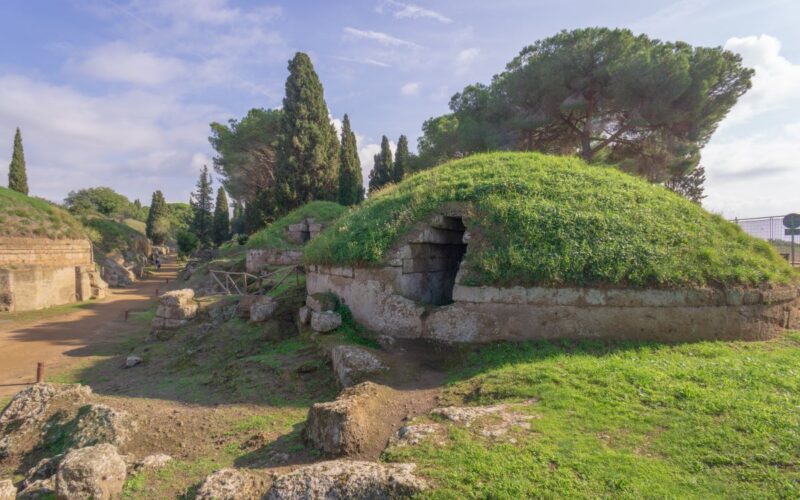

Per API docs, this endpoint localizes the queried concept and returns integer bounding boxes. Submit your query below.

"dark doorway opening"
[404,216,467,306]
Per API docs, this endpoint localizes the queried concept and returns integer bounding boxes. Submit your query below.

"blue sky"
[0,0,798,218]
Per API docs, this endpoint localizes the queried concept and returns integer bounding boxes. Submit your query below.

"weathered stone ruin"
[246,217,329,273]
[152,289,198,334]
[307,209,800,343]
[0,237,107,312]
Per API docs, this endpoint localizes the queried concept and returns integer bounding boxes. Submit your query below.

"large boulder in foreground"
[152,289,198,333]
[195,468,267,500]
[303,382,397,456]
[265,460,426,499]
[55,444,127,500]
[331,345,388,387]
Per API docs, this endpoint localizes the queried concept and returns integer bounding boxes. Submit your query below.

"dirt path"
[0,257,179,397]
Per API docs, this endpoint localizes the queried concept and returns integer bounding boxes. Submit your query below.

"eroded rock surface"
[310,311,342,333]
[306,293,337,313]
[195,468,266,500]
[152,289,197,333]
[265,460,426,499]
[250,296,277,322]
[0,479,15,500]
[303,382,397,456]
[55,444,127,500]
[331,345,387,387]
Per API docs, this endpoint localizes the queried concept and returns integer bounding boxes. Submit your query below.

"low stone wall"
[306,264,800,343]
[246,248,303,273]
[0,238,103,312]
[0,238,92,267]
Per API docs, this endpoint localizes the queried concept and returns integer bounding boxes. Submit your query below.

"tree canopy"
[190,166,214,245]
[368,136,393,193]
[276,52,340,210]
[337,114,364,206]
[145,190,169,245]
[416,28,753,183]
[7,128,28,195]
[65,187,132,217]
[212,187,231,246]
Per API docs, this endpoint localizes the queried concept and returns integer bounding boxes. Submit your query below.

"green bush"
[305,152,796,288]
[177,230,200,257]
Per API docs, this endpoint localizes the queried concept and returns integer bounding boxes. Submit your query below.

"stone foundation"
[246,248,303,273]
[0,238,104,312]
[306,264,800,343]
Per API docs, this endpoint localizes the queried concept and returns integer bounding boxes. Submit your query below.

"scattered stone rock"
[0,384,92,429]
[0,479,16,500]
[205,300,238,323]
[237,295,260,318]
[430,402,537,438]
[55,444,127,500]
[250,297,277,322]
[297,306,311,325]
[22,454,63,489]
[68,404,136,449]
[306,293,337,313]
[125,355,143,368]
[137,454,173,470]
[304,382,397,456]
[195,468,266,500]
[18,476,56,499]
[392,423,441,447]
[331,345,388,387]
[310,311,342,333]
[152,289,197,333]
[265,460,426,499]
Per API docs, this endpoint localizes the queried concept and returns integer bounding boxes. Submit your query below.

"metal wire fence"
[731,215,798,265]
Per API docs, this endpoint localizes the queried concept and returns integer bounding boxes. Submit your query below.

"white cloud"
[378,0,452,23]
[0,74,222,203]
[343,27,421,48]
[721,35,800,124]
[334,56,391,68]
[701,35,800,217]
[401,82,420,96]
[455,47,479,75]
[76,41,185,86]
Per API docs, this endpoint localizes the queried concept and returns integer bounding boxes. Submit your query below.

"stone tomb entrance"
[395,215,467,305]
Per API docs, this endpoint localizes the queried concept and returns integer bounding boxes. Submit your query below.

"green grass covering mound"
[83,216,147,254]
[0,186,85,239]
[385,336,800,497]
[305,152,795,287]
[247,201,347,250]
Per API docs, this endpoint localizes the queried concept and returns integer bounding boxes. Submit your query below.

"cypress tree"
[276,52,340,210]
[231,201,245,235]
[8,128,29,195]
[190,166,214,245]
[368,136,393,193]
[212,187,231,246]
[392,135,410,183]
[145,190,169,244]
[337,114,364,205]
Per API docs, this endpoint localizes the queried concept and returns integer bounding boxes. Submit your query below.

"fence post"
[36,362,45,384]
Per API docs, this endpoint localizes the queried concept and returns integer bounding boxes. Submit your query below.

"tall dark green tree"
[231,201,245,235]
[8,128,28,195]
[276,52,340,209]
[190,166,214,245]
[337,114,364,205]
[392,135,410,183]
[145,190,169,245]
[416,28,754,181]
[368,136,393,193]
[212,187,231,246]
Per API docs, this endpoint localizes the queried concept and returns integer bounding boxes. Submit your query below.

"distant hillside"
[0,187,86,239]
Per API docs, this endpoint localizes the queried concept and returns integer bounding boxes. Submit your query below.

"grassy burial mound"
[305,152,795,289]
[247,201,347,250]
[0,186,85,239]
[83,216,149,256]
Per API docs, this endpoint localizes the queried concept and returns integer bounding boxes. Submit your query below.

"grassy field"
[305,152,796,288]
[247,201,346,250]
[384,335,800,498]
[83,216,148,254]
[0,186,85,239]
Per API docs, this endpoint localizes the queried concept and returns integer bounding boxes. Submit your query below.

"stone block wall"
[306,264,800,343]
[0,238,100,312]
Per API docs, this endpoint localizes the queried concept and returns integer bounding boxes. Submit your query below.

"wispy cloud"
[454,47,479,75]
[334,56,391,68]
[74,41,186,86]
[401,82,421,96]
[377,0,453,23]
[343,27,421,48]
